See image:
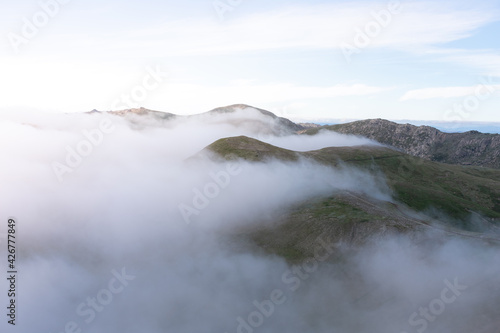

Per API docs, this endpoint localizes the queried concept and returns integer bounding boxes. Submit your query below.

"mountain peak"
[207,104,277,117]
[108,107,176,120]
[206,104,304,133]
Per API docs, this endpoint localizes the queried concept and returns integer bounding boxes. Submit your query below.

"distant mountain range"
[95,104,500,169]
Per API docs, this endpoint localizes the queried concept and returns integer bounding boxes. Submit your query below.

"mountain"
[202,136,500,260]
[202,104,305,133]
[98,105,500,168]
[305,119,500,169]
[108,107,177,120]
[97,104,304,135]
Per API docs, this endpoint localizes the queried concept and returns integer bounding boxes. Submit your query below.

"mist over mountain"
[94,104,304,134]
[100,105,500,169]
[1,105,499,333]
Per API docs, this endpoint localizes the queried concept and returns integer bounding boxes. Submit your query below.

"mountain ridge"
[90,104,500,168]
[92,104,304,135]
[306,118,500,169]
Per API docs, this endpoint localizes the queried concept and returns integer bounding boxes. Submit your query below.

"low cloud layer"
[256,129,379,151]
[0,110,498,333]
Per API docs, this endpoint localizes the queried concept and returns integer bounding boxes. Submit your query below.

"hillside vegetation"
[207,136,500,221]
[203,136,500,261]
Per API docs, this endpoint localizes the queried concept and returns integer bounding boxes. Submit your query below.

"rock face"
[316,119,500,169]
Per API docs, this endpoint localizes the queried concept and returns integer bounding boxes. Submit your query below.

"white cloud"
[443,52,500,77]
[34,1,497,57]
[400,84,500,100]
[401,87,480,100]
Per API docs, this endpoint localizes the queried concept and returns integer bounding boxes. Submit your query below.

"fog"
[255,129,379,151]
[0,110,498,333]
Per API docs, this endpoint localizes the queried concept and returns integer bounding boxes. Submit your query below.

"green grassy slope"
[207,136,500,222]
[207,136,299,162]
[204,136,500,262]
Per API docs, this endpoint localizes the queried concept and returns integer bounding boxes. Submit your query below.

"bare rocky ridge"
[298,122,321,129]
[108,107,177,120]
[308,119,500,169]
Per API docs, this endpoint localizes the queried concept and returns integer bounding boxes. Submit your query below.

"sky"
[1,0,500,123]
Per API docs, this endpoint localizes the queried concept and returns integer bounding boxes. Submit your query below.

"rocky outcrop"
[316,119,500,169]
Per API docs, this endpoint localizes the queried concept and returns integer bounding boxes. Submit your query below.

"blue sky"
[1,0,500,123]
